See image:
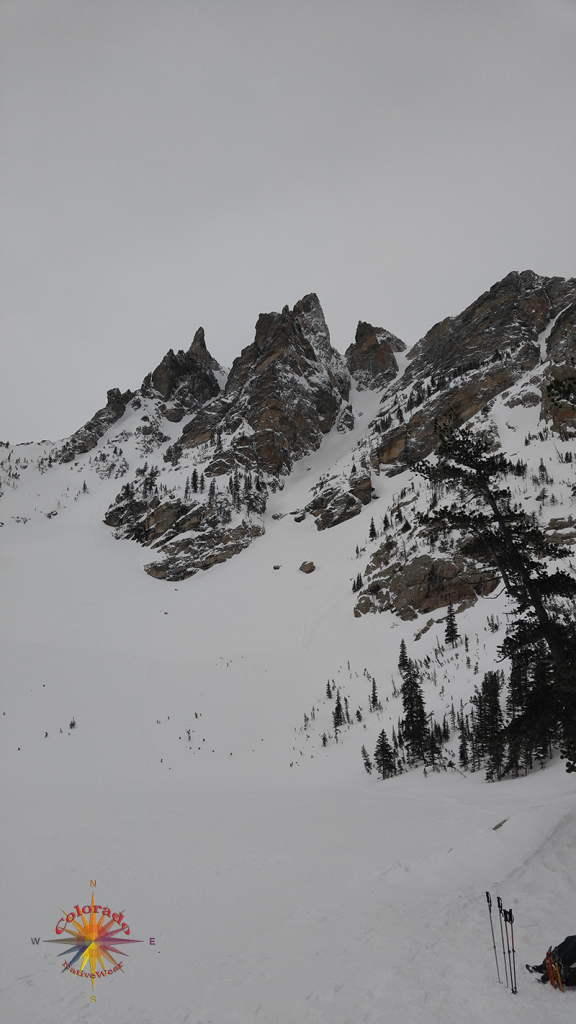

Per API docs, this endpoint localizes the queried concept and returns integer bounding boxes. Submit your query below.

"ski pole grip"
[486,891,491,907]
[497,896,503,911]
[508,910,514,924]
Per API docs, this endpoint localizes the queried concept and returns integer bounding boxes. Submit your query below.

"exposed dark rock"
[370,271,576,470]
[180,295,351,476]
[505,390,541,408]
[144,521,265,581]
[299,561,315,573]
[189,327,222,373]
[345,322,405,390]
[406,271,576,384]
[147,332,221,419]
[354,552,499,620]
[541,300,576,435]
[55,388,133,462]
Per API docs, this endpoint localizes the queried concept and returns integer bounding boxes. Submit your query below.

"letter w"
[96,971,106,977]
[31,937,40,944]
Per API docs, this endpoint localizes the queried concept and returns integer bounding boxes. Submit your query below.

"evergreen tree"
[426,719,444,772]
[361,745,373,774]
[191,468,198,493]
[398,639,409,675]
[399,658,427,763]
[370,677,381,712]
[414,419,576,772]
[332,691,346,739]
[369,517,377,540]
[444,603,459,647]
[373,729,396,779]
[200,472,205,493]
[480,671,505,781]
[458,718,469,769]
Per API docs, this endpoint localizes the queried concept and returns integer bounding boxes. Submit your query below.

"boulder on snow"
[299,561,315,573]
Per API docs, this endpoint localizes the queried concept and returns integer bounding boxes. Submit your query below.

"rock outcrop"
[55,388,134,462]
[369,271,576,469]
[179,294,351,476]
[541,299,576,436]
[345,322,405,390]
[143,329,222,422]
[354,551,499,620]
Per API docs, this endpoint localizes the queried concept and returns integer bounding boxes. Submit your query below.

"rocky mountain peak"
[145,333,222,422]
[405,269,576,385]
[21,270,575,586]
[368,269,576,471]
[180,294,352,477]
[188,326,222,373]
[345,322,406,390]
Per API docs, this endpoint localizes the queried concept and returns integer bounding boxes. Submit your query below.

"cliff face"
[367,270,576,469]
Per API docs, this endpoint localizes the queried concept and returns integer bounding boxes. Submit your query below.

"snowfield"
[1,381,575,1024]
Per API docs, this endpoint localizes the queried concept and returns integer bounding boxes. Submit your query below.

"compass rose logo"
[44,892,142,992]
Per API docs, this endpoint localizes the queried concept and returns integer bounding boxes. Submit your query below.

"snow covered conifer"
[369,517,377,541]
[399,659,427,763]
[374,729,396,779]
[361,745,373,774]
[333,691,346,738]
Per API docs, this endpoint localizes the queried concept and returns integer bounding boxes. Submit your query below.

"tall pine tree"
[415,419,576,772]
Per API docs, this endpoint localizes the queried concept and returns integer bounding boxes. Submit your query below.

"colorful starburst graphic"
[44,893,142,990]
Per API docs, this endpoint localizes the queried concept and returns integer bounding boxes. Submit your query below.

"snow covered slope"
[1,274,576,1024]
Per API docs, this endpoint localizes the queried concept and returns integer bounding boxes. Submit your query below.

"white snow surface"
[1,383,576,1024]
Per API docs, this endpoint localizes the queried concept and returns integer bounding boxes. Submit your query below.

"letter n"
[31,937,40,944]
[90,879,97,887]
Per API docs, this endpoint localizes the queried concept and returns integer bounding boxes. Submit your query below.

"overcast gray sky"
[2,0,575,442]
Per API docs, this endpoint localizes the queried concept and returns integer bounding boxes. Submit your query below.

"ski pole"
[485,892,501,983]
[508,909,518,994]
[503,910,516,994]
[496,896,509,987]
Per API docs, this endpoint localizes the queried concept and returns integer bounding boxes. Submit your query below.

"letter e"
[150,937,155,944]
